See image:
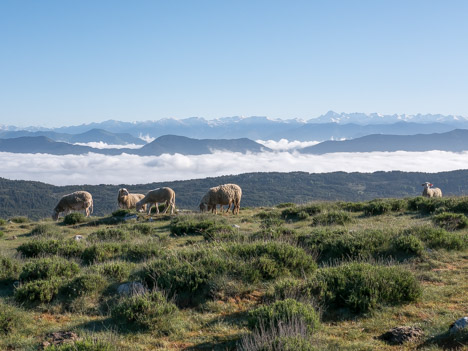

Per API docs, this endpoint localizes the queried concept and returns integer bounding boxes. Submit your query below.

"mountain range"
[2,112,468,142]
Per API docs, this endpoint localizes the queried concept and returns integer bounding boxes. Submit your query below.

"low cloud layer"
[256,139,320,151]
[73,142,143,149]
[1,150,468,186]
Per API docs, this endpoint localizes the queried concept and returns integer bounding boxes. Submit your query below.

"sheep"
[422,182,443,198]
[136,187,176,215]
[52,191,93,221]
[199,183,242,215]
[117,188,147,212]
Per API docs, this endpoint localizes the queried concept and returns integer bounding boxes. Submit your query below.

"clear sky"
[1,0,468,127]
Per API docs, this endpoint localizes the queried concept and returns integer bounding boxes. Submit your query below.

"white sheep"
[117,188,147,212]
[52,191,93,221]
[199,183,242,215]
[422,182,443,198]
[136,187,176,215]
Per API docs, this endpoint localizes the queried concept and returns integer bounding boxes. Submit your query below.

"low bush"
[363,200,392,216]
[0,256,20,281]
[0,303,22,335]
[17,238,85,258]
[281,204,322,221]
[88,228,130,242]
[43,338,115,351]
[311,262,421,313]
[112,209,132,217]
[15,278,61,303]
[19,257,80,282]
[123,242,163,262]
[338,201,367,212]
[30,223,58,237]
[10,216,28,223]
[64,273,108,298]
[132,223,153,235]
[403,226,467,251]
[63,212,87,225]
[432,212,468,231]
[311,211,353,226]
[248,299,320,333]
[170,215,231,237]
[392,234,425,256]
[82,243,123,264]
[276,202,297,209]
[0,230,4,239]
[111,290,181,335]
[0,218,6,225]
[94,261,133,282]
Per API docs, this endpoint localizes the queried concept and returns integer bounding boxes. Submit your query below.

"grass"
[0,197,467,350]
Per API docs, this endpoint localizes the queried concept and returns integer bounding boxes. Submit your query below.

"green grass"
[0,197,467,350]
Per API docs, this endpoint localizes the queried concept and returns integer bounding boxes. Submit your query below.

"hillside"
[1,170,468,220]
[0,197,467,350]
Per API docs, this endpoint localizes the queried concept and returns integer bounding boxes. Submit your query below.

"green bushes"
[363,200,392,216]
[10,216,28,223]
[15,278,61,303]
[281,204,321,221]
[0,256,20,281]
[65,273,108,298]
[0,218,6,225]
[0,303,21,335]
[311,211,353,226]
[43,339,115,351]
[30,223,58,237]
[63,212,87,225]
[82,243,122,264]
[19,257,79,282]
[93,262,133,281]
[17,238,85,258]
[88,228,130,242]
[432,212,468,231]
[392,234,424,256]
[0,231,4,239]
[311,262,421,313]
[249,299,320,333]
[111,290,181,335]
[403,226,467,251]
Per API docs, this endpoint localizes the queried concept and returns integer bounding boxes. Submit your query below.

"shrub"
[17,238,85,258]
[19,257,79,282]
[112,209,132,217]
[276,202,296,209]
[15,278,61,303]
[88,228,130,242]
[311,211,353,226]
[297,229,390,263]
[10,216,29,223]
[0,218,6,225]
[0,303,21,335]
[363,200,392,216]
[64,273,108,298]
[338,202,367,212]
[0,256,20,281]
[132,223,153,235]
[392,234,424,256]
[30,223,58,237]
[123,242,163,262]
[311,262,421,313]
[0,230,4,239]
[248,299,320,333]
[432,212,468,231]
[403,226,467,251]
[63,212,87,225]
[281,204,321,221]
[43,338,115,351]
[94,262,133,282]
[170,215,229,236]
[111,290,180,335]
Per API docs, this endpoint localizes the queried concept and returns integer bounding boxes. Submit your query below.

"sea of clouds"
[1,149,468,186]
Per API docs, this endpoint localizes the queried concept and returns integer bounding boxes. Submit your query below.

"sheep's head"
[136,201,143,212]
[118,188,129,197]
[422,182,432,188]
[199,202,207,212]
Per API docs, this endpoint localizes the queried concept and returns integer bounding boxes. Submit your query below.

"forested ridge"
[1,170,468,219]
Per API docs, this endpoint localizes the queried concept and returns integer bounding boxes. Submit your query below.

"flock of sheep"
[52,181,442,220]
[51,183,243,220]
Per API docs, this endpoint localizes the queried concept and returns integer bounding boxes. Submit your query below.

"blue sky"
[1,0,468,127]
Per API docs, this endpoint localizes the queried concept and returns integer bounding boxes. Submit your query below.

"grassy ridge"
[0,196,467,350]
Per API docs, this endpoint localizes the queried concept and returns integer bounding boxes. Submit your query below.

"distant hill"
[0,135,270,156]
[1,170,467,220]
[0,128,145,145]
[300,129,468,154]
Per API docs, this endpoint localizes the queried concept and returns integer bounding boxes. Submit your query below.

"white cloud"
[256,139,320,151]
[73,142,143,149]
[0,150,467,186]
[138,134,155,143]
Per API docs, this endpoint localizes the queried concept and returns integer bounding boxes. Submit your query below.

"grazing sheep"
[136,187,176,215]
[52,191,93,221]
[117,188,147,212]
[199,183,242,215]
[422,182,443,198]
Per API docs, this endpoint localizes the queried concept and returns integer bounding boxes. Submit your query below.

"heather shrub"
[0,255,20,281]
[88,228,130,242]
[17,238,85,258]
[248,299,320,333]
[93,261,133,282]
[276,202,296,209]
[10,216,28,223]
[111,290,181,335]
[30,223,58,237]
[15,278,61,303]
[43,338,115,351]
[112,209,132,217]
[403,226,467,250]
[311,211,353,226]
[82,243,123,264]
[338,201,367,212]
[0,218,6,225]
[0,231,3,239]
[64,273,108,298]
[19,257,79,282]
[132,223,153,235]
[0,303,22,335]
[392,234,425,256]
[363,200,392,216]
[281,204,321,221]
[123,242,163,262]
[311,262,421,313]
[63,212,87,225]
[432,212,468,231]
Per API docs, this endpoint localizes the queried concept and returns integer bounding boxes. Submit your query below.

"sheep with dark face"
[52,191,93,221]
[199,183,242,215]
[422,182,443,198]
[136,187,176,215]
[117,188,146,212]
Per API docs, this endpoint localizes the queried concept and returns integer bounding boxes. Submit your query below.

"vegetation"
[0,195,467,350]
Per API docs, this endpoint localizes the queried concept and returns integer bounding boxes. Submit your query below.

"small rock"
[123,214,138,221]
[74,235,83,241]
[450,317,468,334]
[41,331,78,349]
[232,224,240,228]
[117,282,146,297]
[379,326,424,345]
